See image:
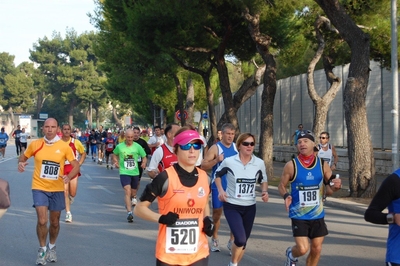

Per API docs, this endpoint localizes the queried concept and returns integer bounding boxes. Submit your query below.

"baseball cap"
[173,130,204,146]
[297,130,315,142]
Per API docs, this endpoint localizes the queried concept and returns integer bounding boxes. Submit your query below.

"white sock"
[48,243,55,249]
[41,246,47,252]
[229,262,237,266]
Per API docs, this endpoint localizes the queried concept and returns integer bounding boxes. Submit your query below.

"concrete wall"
[273,145,393,175]
[216,60,398,151]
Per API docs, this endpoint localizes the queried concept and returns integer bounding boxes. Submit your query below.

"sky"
[0,0,97,66]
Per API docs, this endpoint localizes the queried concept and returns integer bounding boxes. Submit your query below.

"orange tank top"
[156,166,210,265]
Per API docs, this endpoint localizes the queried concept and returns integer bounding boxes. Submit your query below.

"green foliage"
[0,52,35,112]
[30,30,106,125]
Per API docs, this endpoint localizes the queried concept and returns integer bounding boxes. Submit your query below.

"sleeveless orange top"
[156,166,210,265]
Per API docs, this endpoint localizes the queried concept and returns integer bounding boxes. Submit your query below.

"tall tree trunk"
[7,107,15,131]
[170,53,218,145]
[202,70,218,145]
[173,74,186,126]
[243,8,276,180]
[214,50,239,135]
[36,92,47,118]
[112,106,122,128]
[307,16,341,137]
[68,99,76,127]
[315,0,375,198]
[185,78,195,125]
[95,107,99,129]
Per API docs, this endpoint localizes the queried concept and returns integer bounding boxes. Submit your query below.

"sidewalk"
[269,161,388,215]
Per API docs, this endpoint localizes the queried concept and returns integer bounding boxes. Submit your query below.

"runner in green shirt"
[113,129,147,223]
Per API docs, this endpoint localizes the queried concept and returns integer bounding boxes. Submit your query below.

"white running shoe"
[46,245,57,262]
[210,238,220,252]
[127,212,133,223]
[284,247,298,266]
[227,239,233,255]
[36,247,47,265]
[131,197,137,206]
[65,212,72,223]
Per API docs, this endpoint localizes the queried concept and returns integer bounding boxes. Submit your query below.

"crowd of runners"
[3,119,397,266]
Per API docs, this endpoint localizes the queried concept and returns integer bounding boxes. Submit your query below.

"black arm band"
[324,175,336,185]
[283,193,290,200]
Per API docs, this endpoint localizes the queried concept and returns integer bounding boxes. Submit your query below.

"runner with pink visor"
[173,130,204,146]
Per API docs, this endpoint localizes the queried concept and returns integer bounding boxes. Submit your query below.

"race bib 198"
[298,185,320,207]
[40,160,60,180]
[165,218,199,254]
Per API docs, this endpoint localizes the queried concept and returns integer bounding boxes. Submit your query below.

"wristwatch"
[387,213,394,224]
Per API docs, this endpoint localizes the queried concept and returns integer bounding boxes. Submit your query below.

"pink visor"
[173,130,204,146]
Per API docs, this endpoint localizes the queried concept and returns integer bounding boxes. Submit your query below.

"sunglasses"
[179,142,202,150]
[242,141,255,147]
[319,137,328,139]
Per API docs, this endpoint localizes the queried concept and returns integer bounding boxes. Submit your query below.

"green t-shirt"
[113,142,146,176]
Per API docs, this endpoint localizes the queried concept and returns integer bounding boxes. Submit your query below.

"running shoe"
[106,164,109,169]
[65,212,72,223]
[131,197,137,206]
[227,239,233,255]
[46,245,57,262]
[285,247,298,266]
[210,238,220,252]
[36,247,47,265]
[127,212,133,223]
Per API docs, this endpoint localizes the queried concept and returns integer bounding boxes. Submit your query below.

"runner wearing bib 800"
[135,126,213,266]
[278,130,341,266]
[18,118,80,265]
[61,124,86,223]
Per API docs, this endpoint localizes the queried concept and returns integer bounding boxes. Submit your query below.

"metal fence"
[215,60,396,150]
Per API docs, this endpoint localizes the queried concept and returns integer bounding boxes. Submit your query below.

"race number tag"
[124,157,136,170]
[235,178,256,198]
[166,218,199,254]
[0,139,4,143]
[40,160,60,180]
[298,185,320,207]
[107,144,114,149]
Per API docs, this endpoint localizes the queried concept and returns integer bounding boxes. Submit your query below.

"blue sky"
[0,0,97,66]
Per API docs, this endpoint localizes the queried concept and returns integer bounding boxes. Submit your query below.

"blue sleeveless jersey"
[289,157,325,220]
[387,169,400,263]
[211,142,238,190]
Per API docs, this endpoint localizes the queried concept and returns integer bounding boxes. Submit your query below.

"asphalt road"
[0,147,388,266]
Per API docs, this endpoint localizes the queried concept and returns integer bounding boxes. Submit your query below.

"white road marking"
[97,185,114,194]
